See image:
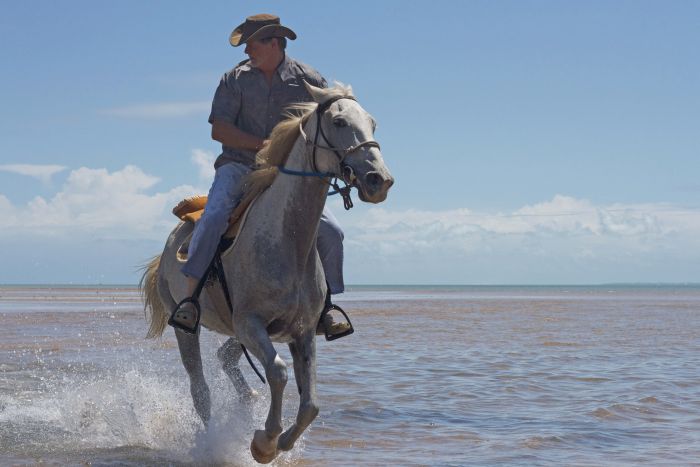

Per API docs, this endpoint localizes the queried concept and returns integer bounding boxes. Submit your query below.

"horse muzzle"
[356,169,394,203]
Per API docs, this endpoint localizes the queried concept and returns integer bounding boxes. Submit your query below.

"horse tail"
[140,254,169,338]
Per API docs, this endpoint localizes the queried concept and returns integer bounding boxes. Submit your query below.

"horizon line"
[1,282,699,288]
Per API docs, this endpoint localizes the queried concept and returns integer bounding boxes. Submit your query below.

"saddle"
[172,195,208,224]
[172,194,254,239]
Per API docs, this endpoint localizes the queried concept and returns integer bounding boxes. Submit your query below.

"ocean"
[1,285,699,466]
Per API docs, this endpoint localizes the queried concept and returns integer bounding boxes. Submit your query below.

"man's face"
[244,38,279,70]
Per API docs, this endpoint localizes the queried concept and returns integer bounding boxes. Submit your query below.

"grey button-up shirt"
[209,54,327,168]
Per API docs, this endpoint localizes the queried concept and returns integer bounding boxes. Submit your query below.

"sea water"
[1,285,700,466]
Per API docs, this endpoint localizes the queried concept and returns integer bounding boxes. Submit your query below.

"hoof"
[277,430,294,452]
[250,429,278,464]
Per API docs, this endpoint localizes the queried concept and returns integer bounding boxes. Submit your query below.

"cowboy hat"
[229,14,297,47]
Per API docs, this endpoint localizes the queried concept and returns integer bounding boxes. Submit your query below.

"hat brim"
[229,24,297,47]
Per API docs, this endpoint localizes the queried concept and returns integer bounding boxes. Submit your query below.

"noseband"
[280,95,381,209]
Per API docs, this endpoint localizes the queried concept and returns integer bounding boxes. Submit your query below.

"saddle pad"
[172,195,208,223]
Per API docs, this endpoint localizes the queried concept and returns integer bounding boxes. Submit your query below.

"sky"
[1,0,699,285]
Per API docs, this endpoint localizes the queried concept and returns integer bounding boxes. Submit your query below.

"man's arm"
[211,120,268,152]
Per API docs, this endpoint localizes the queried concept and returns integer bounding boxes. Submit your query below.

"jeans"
[182,162,345,294]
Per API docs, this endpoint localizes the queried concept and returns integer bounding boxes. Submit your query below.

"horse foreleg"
[216,337,257,400]
[237,316,287,464]
[278,332,318,452]
[175,329,211,426]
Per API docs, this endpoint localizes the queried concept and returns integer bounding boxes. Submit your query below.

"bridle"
[278,95,380,210]
[306,95,381,171]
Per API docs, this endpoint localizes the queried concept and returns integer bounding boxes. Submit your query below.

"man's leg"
[170,162,250,332]
[316,206,352,338]
[317,206,345,294]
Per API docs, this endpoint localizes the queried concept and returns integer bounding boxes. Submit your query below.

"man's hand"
[258,139,271,151]
[211,120,267,152]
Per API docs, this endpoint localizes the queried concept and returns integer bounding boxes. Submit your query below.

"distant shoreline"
[2,283,699,289]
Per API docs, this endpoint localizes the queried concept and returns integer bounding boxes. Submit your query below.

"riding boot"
[316,286,353,340]
[168,297,201,334]
[169,256,215,334]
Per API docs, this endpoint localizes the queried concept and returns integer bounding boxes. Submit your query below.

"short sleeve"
[291,59,327,90]
[208,73,241,125]
[306,69,328,89]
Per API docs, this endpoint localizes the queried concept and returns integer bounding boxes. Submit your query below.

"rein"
[278,95,380,211]
[278,165,354,210]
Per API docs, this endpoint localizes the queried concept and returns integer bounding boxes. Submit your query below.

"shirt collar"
[276,54,296,82]
[238,53,293,81]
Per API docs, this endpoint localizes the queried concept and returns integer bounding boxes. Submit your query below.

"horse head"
[304,82,394,203]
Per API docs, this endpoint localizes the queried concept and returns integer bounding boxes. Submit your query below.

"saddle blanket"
[172,195,208,224]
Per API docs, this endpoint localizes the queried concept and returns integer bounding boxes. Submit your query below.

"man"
[169,14,350,338]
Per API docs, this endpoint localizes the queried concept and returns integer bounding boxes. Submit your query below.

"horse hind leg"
[278,332,319,452]
[216,337,257,400]
[175,329,211,426]
[237,315,288,464]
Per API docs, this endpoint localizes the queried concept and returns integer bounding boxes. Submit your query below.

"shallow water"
[1,285,700,466]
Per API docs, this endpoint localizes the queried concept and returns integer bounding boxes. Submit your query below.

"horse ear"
[303,80,327,103]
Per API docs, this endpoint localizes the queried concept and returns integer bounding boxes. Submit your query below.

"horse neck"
[262,117,330,257]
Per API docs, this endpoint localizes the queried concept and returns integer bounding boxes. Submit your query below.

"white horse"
[141,82,393,463]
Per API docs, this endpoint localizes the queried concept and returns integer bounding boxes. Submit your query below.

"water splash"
[1,363,305,464]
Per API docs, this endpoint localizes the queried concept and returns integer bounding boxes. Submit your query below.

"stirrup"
[319,303,354,341]
[168,297,201,334]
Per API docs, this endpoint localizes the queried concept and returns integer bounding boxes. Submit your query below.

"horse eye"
[333,118,348,127]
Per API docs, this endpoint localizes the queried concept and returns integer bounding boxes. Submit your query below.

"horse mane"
[230,84,354,222]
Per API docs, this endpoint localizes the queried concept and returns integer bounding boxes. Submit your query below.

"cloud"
[346,195,687,242]
[2,168,700,284]
[0,165,198,239]
[101,101,210,119]
[0,164,66,183]
[191,149,216,182]
[339,195,700,283]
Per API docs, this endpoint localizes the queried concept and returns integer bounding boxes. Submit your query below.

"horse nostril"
[366,172,382,187]
[343,165,355,181]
